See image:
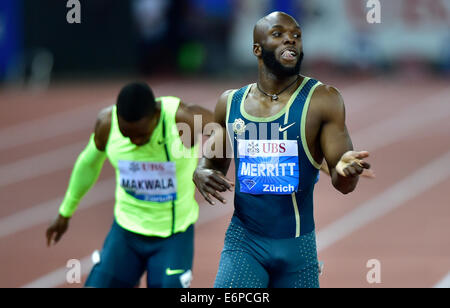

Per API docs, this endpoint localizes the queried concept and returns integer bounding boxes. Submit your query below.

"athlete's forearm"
[200,122,232,175]
[59,135,106,217]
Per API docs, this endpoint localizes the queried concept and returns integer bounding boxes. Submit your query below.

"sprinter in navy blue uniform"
[194,12,372,288]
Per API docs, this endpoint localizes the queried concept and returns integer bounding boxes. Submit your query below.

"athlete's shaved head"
[253,11,300,44]
[117,82,156,122]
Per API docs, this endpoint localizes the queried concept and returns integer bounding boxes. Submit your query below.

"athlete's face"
[257,14,304,76]
[118,113,159,146]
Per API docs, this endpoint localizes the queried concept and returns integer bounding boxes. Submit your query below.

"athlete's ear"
[253,43,262,57]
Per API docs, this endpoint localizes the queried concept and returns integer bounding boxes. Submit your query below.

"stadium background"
[0,0,449,288]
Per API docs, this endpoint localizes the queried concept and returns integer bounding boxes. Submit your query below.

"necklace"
[256,75,300,101]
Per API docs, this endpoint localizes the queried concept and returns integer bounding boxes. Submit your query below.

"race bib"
[237,140,299,195]
[118,160,177,202]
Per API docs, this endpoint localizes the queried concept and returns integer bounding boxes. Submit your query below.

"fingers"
[346,165,356,176]
[339,161,372,177]
[354,151,370,159]
[54,232,63,244]
[353,163,363,174]
[203,185,227,204]
[211,172,234,191]
[198,188,215,205]
[205,179,227,192]
[46,228,54,247]
[46,228,63,247]
[361,168,376,179]
[360,161,371,169]
[342,151,370,164]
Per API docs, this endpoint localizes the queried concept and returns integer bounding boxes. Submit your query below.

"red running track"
[0,74,449,288]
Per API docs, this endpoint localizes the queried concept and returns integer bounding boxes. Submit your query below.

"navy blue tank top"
[226,77,323,239]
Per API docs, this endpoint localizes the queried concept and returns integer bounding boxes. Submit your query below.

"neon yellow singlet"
[106,97,199,237]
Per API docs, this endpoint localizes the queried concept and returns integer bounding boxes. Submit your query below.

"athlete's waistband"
[231,214,315,240]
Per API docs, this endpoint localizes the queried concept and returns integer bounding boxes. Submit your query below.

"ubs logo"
[246,142,288,155]
[262,142,286,154]
[129,162,140,173]
[247,141,260,155]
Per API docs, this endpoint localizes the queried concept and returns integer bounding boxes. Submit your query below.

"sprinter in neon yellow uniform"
[46,82,212,288]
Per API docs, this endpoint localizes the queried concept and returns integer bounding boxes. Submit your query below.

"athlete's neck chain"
[256,75,300,101]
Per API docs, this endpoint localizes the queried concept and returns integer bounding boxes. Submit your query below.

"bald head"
[253,12,300,44]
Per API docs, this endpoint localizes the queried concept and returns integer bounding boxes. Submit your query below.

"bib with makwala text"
[118,160,177,202]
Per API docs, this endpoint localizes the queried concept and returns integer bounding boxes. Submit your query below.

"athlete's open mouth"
[280,48,297,61]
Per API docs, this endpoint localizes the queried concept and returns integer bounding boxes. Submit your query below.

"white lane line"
[21,193,234,288]
[352,87,450,151]
[0,179,115,239]
[317,150,450,252]
[434,272,450,288]
[0,100,112,152]
[0,141,86,188]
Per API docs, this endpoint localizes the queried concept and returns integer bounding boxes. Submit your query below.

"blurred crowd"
[0,0,449,84]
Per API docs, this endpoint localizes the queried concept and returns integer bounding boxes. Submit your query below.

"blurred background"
[0,0,449,288]
[1,0,450,86]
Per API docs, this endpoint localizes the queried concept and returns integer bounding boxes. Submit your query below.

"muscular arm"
[47,108,110,246]
[317,86,370,194]
[193,90,234,204]
[58,107,111,217]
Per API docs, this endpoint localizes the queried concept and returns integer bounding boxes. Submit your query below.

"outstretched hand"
[46,214,70,247]
[193,168,234,205]
[335,151,371,177]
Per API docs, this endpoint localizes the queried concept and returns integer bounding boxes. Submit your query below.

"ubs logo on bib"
[129,162,140,173]
[261,142,286,154]
[247,141,260,155]
[245,142,287,156]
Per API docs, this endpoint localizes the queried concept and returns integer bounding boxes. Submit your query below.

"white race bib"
[237,140,299,195]
[118,160,177,202]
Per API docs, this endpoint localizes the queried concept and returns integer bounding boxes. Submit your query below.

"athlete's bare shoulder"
[215,89,236,126]
[94,106,113,151]
[310,83,345,123]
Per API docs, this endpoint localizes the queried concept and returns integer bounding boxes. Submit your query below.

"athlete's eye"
[272,32,281,37]
[293,33,301,39]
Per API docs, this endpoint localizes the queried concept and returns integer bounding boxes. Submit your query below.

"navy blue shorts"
[85,220,194,288]
[214,219,319,288]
